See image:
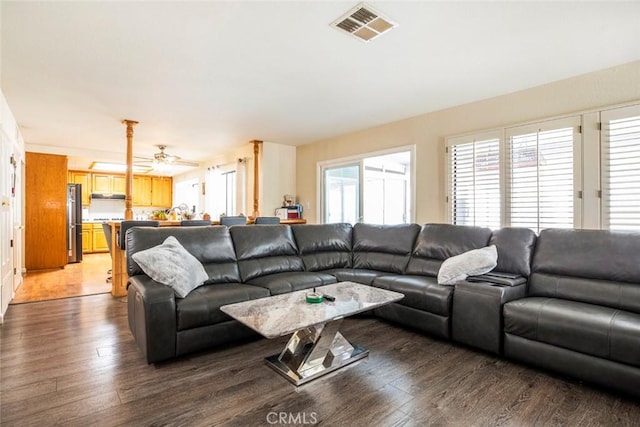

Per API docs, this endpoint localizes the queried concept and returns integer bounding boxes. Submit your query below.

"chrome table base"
[264,317,369,386]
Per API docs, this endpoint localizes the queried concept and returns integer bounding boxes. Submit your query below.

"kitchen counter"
[108,218,307,297]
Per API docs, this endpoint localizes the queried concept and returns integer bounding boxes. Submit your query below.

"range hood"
[90,193,125,200]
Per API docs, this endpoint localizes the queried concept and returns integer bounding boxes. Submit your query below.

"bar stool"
[117,220,160,250]
[180,220,212,226]
[101,222,113,283]
[220,216,247,226]
[254,216,280,225]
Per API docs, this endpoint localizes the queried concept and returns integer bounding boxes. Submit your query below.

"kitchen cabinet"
[82,224,92,253]
[133,176,152,206]
[66,170,171,207]
[92,173,125,194]
[112,175,126,193]
[68,171,91,205]
[151,177,172,208]
[92,223,109,253]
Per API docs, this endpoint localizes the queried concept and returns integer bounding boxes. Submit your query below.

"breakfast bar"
[109,219,307,297]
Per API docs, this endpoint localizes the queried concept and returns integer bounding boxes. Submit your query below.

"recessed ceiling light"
[331,2,398,43]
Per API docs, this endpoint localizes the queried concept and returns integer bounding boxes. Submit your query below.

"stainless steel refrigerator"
[67,183,83,263]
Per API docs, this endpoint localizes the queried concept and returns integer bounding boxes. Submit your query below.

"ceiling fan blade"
[173,159,200,167]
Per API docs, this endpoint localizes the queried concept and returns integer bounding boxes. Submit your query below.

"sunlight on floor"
[11,253,113,304]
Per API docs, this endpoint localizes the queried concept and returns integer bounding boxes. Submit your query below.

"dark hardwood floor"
[1,294,638,426]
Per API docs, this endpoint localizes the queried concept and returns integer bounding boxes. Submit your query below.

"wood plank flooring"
[11,253,112,304]
[1,294,639,426]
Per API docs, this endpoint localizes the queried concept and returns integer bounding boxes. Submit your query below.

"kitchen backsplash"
[84,199,166,221]
[85,199,125,221]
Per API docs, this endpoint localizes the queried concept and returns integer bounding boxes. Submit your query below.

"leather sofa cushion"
[237,256,305,283]
[247,271,337,295]
[530,229,640,314]
[324,268,384,286]
[405,224,491,276]
[126,226,240,282]
[532,228,640,283]
[353,223,420,273]
[490,227,537,277]
[292,223,353,271]
[231,225,298,260]
[504,297,640,368]
[406,223,492,276]
[529,273,640,314]
[231,225,304,282]
[372,275,452,316]
[176,283,270,331]
[411,223,493,259]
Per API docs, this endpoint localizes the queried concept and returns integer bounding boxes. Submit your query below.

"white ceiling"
[2,1,639,173]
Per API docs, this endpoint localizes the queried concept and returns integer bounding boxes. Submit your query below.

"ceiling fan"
[134,145,199,169]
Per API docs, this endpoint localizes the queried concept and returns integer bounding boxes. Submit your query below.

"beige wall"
[261,142,296,216]
[173,143,255,217]
[297,60,640,224]
[174,141,297,218]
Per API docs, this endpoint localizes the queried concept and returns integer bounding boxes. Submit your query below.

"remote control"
[323,294,335,302]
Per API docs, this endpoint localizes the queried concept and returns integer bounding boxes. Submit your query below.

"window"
[323,164,360,224]
[506,118,580,233]
[320,148,414,225]
[223,171,236,216]
[363,152,411,224]
[602,105,640,231]
[447,117,581,232]
[205,159,246,218]
[448,133,500,228]
[174,178,200,213]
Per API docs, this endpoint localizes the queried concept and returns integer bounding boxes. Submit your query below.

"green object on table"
[305,293,324,304]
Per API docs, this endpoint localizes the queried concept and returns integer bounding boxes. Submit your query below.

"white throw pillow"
[437,245,498,285]
[131,236,208,298]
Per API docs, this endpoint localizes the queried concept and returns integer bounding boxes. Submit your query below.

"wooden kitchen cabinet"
[112,175,126,193]
[68,171,91,205]
[133,176,152,206]
[92,173,125,194]
[151,177,172,208]
[82,224,92,253]
[92,223,109,253]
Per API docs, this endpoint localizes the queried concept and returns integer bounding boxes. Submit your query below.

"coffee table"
[220,281,404,386]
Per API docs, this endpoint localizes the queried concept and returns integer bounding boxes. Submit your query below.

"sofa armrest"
[452,280,527,354]
[127,275,177,363]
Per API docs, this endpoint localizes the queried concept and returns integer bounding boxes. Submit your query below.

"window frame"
[600,104,640,231]
[445,130,502,228]
[446,117,583,231]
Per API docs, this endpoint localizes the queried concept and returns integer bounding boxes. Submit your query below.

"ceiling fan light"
[152,158,172,172]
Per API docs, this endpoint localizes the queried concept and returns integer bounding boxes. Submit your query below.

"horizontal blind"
[449,137,500,228]
[507,124,575,233]
[602,105,640,231]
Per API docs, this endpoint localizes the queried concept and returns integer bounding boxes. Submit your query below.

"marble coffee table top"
[220,281,403,339]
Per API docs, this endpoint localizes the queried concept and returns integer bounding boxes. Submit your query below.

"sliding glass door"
[323,163,361,224]
[320,148,413,225]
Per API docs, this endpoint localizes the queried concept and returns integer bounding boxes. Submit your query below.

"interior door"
[1,136,14,319]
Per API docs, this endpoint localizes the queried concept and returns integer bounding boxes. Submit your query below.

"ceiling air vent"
[331,2,397,43]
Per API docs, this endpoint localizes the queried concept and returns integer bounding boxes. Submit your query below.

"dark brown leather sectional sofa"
[125,223,640,399]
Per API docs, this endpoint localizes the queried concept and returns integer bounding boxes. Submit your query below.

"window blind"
[507,126,575,233]
[449,137,500,228]
[602,107,640,231]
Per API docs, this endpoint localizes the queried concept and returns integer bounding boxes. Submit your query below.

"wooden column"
[251,140,262,218]
[122,119,138,220]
